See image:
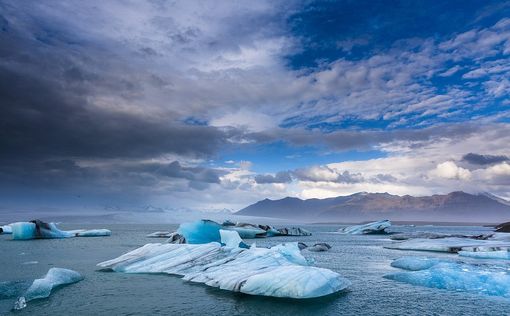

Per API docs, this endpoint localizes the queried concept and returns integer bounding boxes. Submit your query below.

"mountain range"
[236,191,510,223]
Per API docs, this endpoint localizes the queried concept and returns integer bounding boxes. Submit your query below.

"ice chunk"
[146,231,173,238]
[10,220,110,240]
[277,227,312,236]
[305,243,332,252]
[390,257,444,271]
[98,241,350,299]
[74,229,111,237]
[219,229,243,248]
[385,257,510,298]
[459,250,510,259]
[385,237,510,253]
[165,232,186,244]
[177,220,222,244]
[1,224,12,234]
[13,268,83,310]
[390,232,492,241]
[340,220,391,235]
[224,223,267,238]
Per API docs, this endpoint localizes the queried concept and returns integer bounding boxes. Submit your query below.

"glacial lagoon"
[1,223,510,315]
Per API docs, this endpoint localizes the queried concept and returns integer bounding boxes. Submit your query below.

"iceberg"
[177,220,223,244]
[385,257,510,298]
[340,220,391,235]
[10,220,110,240]
[300,243,332,252]
[459,250,510,260]
[0,224,12,234]
[13,268,83,310]
[165,232,186,244]
[224,223,267,238]
[385,237,510,253]
[390,256,446,271]
[146,231,173,238]
[276,227,312,236]
[390,232,492,241]
[98,231,350,299]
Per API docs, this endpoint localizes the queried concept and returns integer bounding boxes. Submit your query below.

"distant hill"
[236,191,510,223]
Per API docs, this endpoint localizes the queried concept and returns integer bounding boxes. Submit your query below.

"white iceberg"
[97,231,350,299]
[0,224,12,234]
[277,227,312,236]
[340,220,391,235]
[10,220,110,240]
[459,250,510,260]
[390,256,446,271]
[13,268,83,310]
[385,237,510,253]
[146,231,173,238]
[300,243,332,252]
[390,232,492,241]
[385,256,510,298]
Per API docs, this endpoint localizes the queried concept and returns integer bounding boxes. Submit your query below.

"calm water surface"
[0,224,508,315]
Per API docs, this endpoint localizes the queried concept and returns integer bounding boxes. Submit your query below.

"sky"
[1,0,510,213]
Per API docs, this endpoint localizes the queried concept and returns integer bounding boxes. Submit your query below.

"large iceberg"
[11,268,83,310]
[385,256,510,298]
[340,220,391,235]
[97,231,350,299]
[177,220,312,244]
[10,220,111,240]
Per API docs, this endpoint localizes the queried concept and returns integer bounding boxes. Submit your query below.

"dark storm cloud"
[462,153,509,165]
[254,171,292,184]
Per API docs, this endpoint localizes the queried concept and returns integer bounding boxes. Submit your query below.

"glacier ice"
[300,243,332,252]
[340,220,391,235]
[177,219,312,244]
[97,232,350,299]
[385,256,510,298]
[219,229,244,248]
[10,220,110,240]
[385,237,510,253]
[13,268,83,310]
[177,220,223,244]
[459,250,510,260]
[390,257,446,271]
[146,231,173,238]
[165,232,187,244]
[0,224,12,234]
[390,232,492,241]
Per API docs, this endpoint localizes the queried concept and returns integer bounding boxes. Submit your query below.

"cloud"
[430,161,472,180]
[254,171,292,184]
[462,153,509,165]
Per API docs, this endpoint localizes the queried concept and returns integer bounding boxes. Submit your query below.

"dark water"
[0,224,509,315]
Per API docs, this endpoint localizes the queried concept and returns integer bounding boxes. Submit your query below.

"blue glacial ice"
[340,220,391,235]
[177,220,311,243]
[13,268,83,310]
[390,257,448,271]
[10,220,110,240]
[97,231,350,299]
[385,256,510,298]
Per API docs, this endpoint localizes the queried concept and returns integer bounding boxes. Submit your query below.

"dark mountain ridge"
[236,191,510,223]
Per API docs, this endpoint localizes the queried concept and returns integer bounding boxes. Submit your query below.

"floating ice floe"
[5,268,83,310]
[459,250,510,260]
[385,256,510,298]
[385,237,510,253]
[0,224,12,234]
[340,220,391,235]
[97,230,350,299]
[146,231,173,238]
[390,232,492,241]
[10,220,111,240]
[300,242,332,252]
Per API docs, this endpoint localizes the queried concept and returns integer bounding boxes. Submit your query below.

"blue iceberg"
[12,268,83,310]
[10,220,110,240]
[98,231,350,299]
[385,256,510,298]
[340,220,391,235]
